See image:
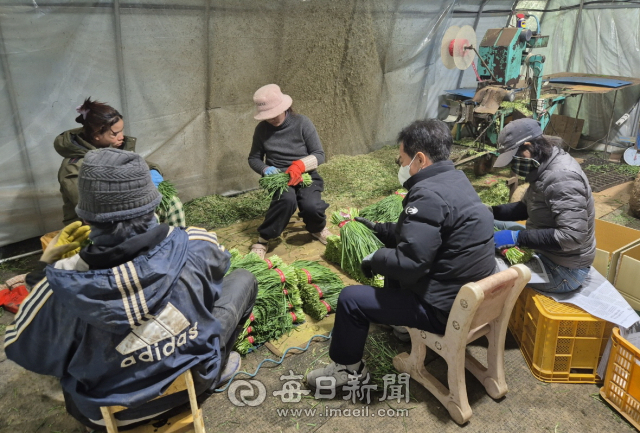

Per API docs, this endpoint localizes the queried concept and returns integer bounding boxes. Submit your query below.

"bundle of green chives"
[234,317,256,355]
[298,282,324,311]
[360,189,407,223]
[258,172,313,199]
[299,283,334,320]
[157,180,178,212]
[503,246,534,265]
[493,227,534,265]
[322,286,342,312]
[250,298,289,342]
[252,266,303,323]
[324,235,343,266]
[323,234,384,287]
[291,260,345,319]
[292,260,344,288]
[226,248,245,275]
[264,256,305,323]
[330,208,384,283]
[226,250,266,275]
[228,251,297,349]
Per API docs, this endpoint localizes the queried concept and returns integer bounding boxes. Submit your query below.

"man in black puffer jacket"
[305,119,496,391]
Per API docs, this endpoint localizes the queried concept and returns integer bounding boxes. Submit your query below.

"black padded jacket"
[370,160,496,312]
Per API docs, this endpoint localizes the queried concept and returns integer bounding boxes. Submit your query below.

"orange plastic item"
[509,287,614,383]
[600,328,640,430]
[0,285,29,314]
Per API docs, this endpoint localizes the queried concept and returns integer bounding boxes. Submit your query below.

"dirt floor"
[1,151,639,433]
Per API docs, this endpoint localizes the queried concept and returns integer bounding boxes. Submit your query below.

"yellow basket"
[508,287,614,383]
[600,328,640,430]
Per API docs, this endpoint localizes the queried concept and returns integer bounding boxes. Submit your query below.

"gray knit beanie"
[76,148,161,223]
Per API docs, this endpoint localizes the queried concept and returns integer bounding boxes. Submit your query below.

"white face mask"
[397,154,416,186]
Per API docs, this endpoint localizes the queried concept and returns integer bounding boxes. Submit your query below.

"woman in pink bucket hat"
[248,84,332,259]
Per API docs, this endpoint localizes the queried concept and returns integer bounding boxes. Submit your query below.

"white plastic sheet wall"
[541,1,640,149]
[0,0,639,246]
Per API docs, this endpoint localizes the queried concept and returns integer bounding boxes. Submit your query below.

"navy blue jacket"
[370,160,496,312]
[4,227,230,423]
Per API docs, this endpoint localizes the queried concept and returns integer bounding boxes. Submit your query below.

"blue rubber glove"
[360,252,375,278]
[263,166,280,176]
[150,169,164,188]
[494,230,520,250]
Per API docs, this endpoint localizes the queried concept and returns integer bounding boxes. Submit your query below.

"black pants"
[258,171,329,240]
[65,270,258,431]
[208,269,257,388]
[329,285,448,366]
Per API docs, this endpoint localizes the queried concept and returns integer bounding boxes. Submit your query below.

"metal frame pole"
[604,90,618,159]
[566,0,585,71]
[537,0,553,31]
[204,0,211,149]
[0,21,45,234]
[204,0,211,111]
[113,0,129,127]
[567,93,584,154]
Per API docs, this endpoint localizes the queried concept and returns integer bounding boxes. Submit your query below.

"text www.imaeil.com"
[276,406,409,418]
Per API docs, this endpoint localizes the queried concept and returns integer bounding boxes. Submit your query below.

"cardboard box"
[613,243,640,311]
[593,220,640,283]
[544,114,584,149]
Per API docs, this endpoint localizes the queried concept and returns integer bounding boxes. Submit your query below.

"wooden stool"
[100,369,205,433]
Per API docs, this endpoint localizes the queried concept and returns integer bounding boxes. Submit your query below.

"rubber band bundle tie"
[274,268,286,282]
[302,268,312,283]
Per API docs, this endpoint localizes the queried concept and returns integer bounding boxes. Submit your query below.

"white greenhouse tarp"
[0,0,639,246]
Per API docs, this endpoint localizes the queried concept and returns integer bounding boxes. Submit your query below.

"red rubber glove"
[285,160,305,186]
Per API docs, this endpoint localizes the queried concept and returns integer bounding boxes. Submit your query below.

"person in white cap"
[248,84,332,258]
[490,118,595,293]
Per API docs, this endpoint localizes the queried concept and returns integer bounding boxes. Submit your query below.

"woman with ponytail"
[54,97,185,227]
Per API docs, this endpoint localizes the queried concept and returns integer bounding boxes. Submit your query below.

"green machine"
[441,23,566,148]
[476,27,548,90]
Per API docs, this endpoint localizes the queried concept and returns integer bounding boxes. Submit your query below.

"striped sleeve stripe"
[126,262,149,316]
[4,278,50,336]
[188,231,219,243]
[4,282,53,347]
[186,227,208,233]
[119,264,143,324]
[188,235,225,250]
[113,265,137,328]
